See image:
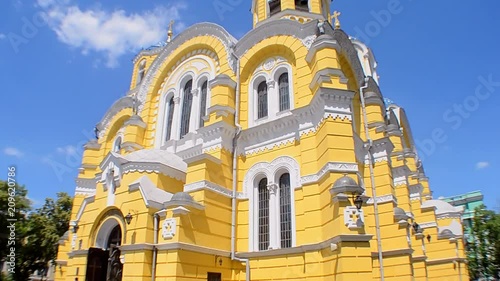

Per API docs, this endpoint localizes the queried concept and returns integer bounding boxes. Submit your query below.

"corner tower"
[252,0,331,27]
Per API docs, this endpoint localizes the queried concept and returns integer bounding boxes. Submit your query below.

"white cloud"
[3,147,24,158]
[0,33,6,40]
[38,1,187,67]
[476,161,490,170]
[56,145,78,155]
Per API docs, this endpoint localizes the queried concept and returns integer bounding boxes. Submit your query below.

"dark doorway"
[85,224,123,281]
[85,248,108,281]
[207,272,222,281]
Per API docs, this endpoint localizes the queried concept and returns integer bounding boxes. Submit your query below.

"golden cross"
[167,20,175,43]
[331,11,341,29]
[168,20,175,35]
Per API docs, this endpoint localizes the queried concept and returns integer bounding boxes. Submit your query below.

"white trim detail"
[344,206,365,229]
[245,156,300,252]
[301,162,358,185]
[162,218,177,240]
[419,221,438,229]
[366,194,397,205]
[184,180,245,199]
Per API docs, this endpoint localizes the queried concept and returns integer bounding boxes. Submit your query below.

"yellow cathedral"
[55,1,469,280]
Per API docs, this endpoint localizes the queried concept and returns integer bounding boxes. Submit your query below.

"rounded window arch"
[180,79,194,138]
[257,177,269,251]
[112,136,122,153]
[164,92,176,141]
[136,60,147,86]
[257,81,268,119]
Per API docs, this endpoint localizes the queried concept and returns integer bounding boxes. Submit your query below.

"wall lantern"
[73,224,79,233]
[125,213,133,225]
[426,234,431,243]
[412,222,423,234]
[353,194,364,210]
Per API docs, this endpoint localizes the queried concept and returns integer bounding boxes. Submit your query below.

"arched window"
[295,0,309,11]
[278,73,290,111]
[269,0,281,16]
[136,60,146,86]
[180,80,193,138]
[113,137,122,153]
[257,81,268,119]
[258,178,269,251]
[165,97,175,141]
[279,173,292,248]
[199,81,208,127]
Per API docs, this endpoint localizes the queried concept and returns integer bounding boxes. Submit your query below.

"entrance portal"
[85,223,123,281]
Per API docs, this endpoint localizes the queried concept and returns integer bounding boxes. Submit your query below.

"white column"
[267,79,277,120]
[267,182,279,249]
[190,88,200,133]
[171,97,181,139]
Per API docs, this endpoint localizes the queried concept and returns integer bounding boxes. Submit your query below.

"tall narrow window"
[257,81,268,119]
[113,137,122,153]
[165,97,175,141]
[269,0,281,16]
[258,178,269,251]
[199,81,208,128]
[180,80,193,138]
[136,60,146,86]
[295,0,309,11]
[278,73,290,111]
[279,173,292,248]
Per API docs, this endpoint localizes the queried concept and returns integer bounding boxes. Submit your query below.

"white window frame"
[155,56,215,149]
[245,156,301,252]
[248,61,294,128]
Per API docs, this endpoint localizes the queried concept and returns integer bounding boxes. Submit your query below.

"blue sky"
[1,0,499,211]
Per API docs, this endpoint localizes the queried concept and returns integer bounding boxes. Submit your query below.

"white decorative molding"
[344,206,365,229]
[367,194,397,205]
[245,156,300,252]
[162,218,177,240]
[300,35,317,50]
[301,162,358,185]
[393,175,407,187]
[419,222,438,229]
[184,180,246,199]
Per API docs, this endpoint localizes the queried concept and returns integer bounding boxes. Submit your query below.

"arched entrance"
[86,219,123,281]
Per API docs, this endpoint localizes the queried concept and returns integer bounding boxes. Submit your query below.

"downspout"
[230,52,250,281]
[359,77,385,280]
[151,212,160,281]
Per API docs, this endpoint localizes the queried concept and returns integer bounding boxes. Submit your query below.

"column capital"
[173,97,181,104]
[267,183,278,195]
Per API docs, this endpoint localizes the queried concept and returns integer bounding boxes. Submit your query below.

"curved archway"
[95,217,122,249]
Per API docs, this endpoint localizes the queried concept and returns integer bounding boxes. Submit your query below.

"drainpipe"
[359,77,385,280]
[230,52,250,281]
[152,212,160,281]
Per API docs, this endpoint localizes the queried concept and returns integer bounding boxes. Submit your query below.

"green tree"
[14,193,73,281]
[0,180,31,281]
[467,205,500,280]
[1,180,73,281]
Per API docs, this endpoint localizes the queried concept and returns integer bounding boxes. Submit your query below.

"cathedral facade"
[55,1,468,280]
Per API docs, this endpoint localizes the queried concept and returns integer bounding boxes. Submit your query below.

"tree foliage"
[467,205,500,280]
[0,180,73,281]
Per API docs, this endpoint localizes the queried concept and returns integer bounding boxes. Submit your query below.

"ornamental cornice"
[367,194,397,205]
[301,162,358,185]
[209,74,237,90]
[235,19,318,58]
[136,23,237,113]
[96,96,134,139]
[122,162,186,182]
[184,180,245,199]
[75,178,96,196]
[419,221,438,229]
